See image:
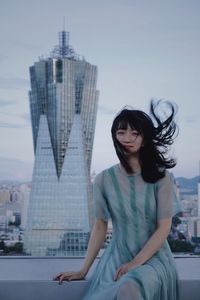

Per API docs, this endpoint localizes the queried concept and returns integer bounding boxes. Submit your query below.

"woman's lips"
[123,145,134,150]
[123,144,134,147]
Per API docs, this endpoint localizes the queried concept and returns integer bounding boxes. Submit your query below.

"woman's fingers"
[53,272,63,280]
[114,266,123,281]
[59,273,68,284]
[53,271,85,284]
[53,272,71,283]
[114,265,127,281]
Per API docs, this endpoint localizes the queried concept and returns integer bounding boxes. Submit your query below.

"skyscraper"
[24,31,99,256]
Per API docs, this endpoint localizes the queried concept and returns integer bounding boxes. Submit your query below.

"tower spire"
[51,31,80,60]
[59,30,69,57]
[63,16,66,31]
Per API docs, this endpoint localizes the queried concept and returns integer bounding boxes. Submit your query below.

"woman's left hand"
[114,261,138,281]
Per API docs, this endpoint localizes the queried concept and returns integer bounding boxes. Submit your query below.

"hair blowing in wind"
[111,99,179,183]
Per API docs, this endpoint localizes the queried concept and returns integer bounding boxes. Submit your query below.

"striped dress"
[83,164,181,300]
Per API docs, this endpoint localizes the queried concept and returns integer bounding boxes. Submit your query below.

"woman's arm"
[115,217,172,280]
[81,219,108,274]
[54,219,107,283]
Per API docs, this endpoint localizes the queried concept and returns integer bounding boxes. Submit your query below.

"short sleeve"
[156,171,181,220]
[93,172,109,222]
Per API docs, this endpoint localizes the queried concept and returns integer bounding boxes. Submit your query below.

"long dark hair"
[111,99,178,183]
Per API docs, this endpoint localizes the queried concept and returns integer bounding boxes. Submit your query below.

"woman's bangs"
[117,119,129,130]
[117,117,142,133]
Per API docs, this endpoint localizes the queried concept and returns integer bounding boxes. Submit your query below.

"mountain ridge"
[176,176,200,195]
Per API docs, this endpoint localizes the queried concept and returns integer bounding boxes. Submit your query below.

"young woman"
[54,100,181,300]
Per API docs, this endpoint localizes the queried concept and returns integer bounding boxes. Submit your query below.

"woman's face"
[116,124,144,155]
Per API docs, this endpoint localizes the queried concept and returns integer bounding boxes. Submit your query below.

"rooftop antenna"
[59,17,69,57]
[51,18,79,60]
[63,16,66,31]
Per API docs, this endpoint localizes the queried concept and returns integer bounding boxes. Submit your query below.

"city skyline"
[0,0,200,180]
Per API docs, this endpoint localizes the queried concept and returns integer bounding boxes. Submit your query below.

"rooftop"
[0,256,199,300]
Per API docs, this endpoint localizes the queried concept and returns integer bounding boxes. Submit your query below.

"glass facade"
[24,31,98,256]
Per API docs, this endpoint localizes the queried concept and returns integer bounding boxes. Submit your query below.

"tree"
[0,241,5,250]
[168,240,194,253]
[13,242,23,253]
[172,216,181,227]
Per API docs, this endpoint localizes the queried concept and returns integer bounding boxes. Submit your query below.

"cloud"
[0,122,30,129]
[0,111,31,128]
[0,76,29,89]
[0,157,33,182]
[184,115,198,123]
[0,53,8,63]
[13,40,42,52]
[98,105,116,115]
[20,113,31,124]
[0,99,16,107]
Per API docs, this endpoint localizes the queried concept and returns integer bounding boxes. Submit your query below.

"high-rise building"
[24,31,99,256]
[198,162,200,217]
[19,184,30,230]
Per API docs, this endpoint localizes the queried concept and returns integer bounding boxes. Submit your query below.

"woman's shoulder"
[156,170,176,187]
[94,164,118,183]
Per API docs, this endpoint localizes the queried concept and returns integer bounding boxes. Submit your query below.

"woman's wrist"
[80,266,88,276]
[130,258,141,269]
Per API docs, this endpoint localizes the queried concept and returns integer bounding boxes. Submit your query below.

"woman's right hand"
[53,269,86,284]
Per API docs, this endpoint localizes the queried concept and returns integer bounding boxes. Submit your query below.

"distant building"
[179,217,200,239]
[24,31,99,256]
[0,189,10,204]
[194,218,200,237]
[181,195,198,217]
[19,184,30,230]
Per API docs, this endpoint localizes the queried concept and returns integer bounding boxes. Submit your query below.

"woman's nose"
[123,132,132,142]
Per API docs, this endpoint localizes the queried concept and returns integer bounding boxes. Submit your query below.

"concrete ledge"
[0,256,199,300]
[0,281,88,300]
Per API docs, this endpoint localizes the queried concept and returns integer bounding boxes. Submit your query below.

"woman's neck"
[128,157,141,173]
[120,156,141,174]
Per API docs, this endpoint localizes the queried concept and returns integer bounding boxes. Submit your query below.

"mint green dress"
[83,164,180,300]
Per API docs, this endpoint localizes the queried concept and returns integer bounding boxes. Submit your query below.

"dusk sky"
[0,0,200,181]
